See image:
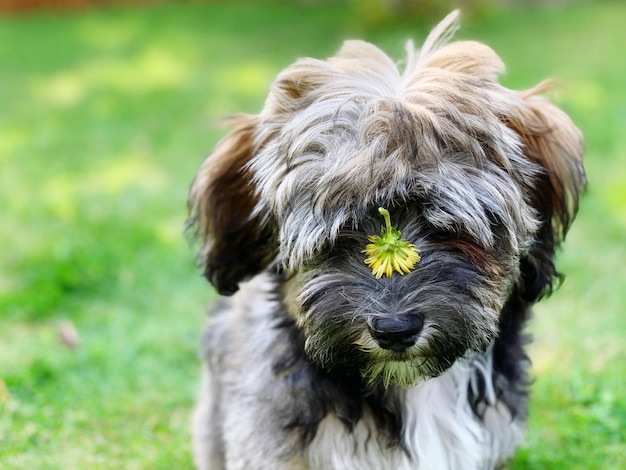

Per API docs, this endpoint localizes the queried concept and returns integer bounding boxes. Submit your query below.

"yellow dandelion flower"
[363,208,421,279]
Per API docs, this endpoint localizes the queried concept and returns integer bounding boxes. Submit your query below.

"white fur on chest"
[306,352,524,470]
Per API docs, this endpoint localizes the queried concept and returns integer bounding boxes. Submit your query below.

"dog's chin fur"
[362,356,430,389]
[187,10,585,470]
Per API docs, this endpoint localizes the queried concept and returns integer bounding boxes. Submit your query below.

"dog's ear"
[504,86,586,301]
[187,114,277,296]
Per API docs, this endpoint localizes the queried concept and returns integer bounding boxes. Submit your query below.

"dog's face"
[281,201,526,387]
[188,12,585,387]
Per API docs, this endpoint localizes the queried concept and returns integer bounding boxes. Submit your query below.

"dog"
[187,10,585,470]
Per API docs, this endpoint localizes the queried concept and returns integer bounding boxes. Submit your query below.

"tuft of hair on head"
[405,9,461,72]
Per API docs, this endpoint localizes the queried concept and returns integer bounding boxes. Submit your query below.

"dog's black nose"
[368,314,424,352]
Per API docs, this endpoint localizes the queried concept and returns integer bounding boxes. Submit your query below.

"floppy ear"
[187,114,277,296]
[504,86,586,301]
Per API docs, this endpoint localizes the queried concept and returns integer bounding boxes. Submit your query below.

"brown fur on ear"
[510,85,586,240]
[504,84,586,300]
[187,114,277,295]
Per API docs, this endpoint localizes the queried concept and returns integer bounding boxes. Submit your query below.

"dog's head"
[188,11,585,387]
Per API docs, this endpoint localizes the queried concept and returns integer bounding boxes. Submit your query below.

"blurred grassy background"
[0,0,624,468]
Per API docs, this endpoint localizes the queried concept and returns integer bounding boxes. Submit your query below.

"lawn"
[1,1,624,468]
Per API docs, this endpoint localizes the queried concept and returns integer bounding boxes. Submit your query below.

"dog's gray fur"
[188,11,585,470]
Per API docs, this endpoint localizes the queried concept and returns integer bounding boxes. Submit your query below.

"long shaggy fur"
[188,11,585,470]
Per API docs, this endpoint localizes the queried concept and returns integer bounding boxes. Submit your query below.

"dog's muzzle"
[367,314,424,352]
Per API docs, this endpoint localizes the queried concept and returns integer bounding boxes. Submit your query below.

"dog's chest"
[307,411,411,470]
[305,358,522,470]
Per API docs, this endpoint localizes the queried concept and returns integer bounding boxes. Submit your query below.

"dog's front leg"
[192,366,226,470]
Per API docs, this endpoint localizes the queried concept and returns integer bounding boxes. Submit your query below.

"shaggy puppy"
[188,11,585,470]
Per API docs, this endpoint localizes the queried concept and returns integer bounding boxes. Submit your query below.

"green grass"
[1,1,625,468]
